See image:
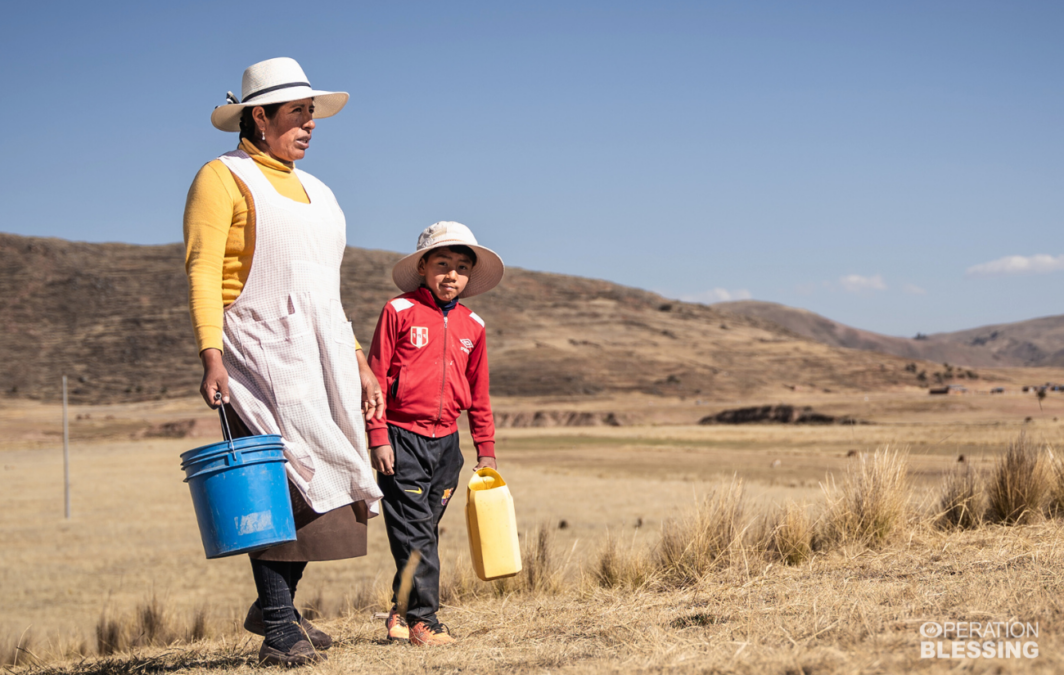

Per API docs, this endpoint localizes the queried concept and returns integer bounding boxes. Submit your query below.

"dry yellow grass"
[764,501,815,566]
[819,448,910,547]
[10,522,1064,674]
[4,393,1064,673]
[986,432,1050,525]
[936,463,983,530]
[657,477,748,586]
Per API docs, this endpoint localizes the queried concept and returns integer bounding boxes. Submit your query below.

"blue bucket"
[180,433,297,559]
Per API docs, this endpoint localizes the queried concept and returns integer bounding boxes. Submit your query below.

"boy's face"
[418,248,473,303]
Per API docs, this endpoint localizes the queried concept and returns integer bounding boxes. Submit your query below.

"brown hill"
[931,316,1064,367]
[713,300,1064,368]
[0,233,965,405]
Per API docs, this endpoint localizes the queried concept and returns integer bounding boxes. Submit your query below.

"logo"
[411,326,429,348]
[459,338,474,354]
[441,488,453,505]
[918,620,1039,659]
[404,487,423,495]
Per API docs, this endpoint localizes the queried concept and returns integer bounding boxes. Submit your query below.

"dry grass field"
[4,389,1064,673]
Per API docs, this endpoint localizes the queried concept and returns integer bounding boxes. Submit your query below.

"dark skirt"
[225,405,369,562]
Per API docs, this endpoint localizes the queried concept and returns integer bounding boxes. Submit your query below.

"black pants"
[378,424,464,624]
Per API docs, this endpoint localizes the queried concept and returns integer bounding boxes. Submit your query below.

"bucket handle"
[214,392,236,454]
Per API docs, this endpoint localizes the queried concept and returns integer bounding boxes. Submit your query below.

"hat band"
[420,238,475,251]
[242,81,312,103]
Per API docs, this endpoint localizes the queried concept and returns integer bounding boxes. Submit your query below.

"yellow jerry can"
[465,468,522,581]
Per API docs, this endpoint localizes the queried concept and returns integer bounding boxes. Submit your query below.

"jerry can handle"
[468,467,506,491]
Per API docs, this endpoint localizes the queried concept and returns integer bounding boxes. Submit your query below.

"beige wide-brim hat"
[392,221,505,298]
[210,57,349,132]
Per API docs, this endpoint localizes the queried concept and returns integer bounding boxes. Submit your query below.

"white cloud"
[839,274,887,293]
[902,283,927,295]
[966,254,1064,277]
[678,288,753,304]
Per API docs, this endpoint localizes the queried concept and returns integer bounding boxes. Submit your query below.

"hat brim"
[210,89,349,132]
[392,243,505,298]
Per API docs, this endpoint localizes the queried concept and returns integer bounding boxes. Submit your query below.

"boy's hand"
[371,444,395,475]
[474,456,497,471]
[356,350,384,421]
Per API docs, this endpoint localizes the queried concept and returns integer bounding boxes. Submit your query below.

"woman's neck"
[250,138,294,168]
[239,138,294,172]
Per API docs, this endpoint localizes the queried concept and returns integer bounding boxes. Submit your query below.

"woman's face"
[255,98,316,163]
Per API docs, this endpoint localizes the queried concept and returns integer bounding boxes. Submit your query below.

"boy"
[366,221,504,646]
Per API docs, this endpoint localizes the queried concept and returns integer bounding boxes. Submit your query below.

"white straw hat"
[210,57,349,132]
[392,222,505,298]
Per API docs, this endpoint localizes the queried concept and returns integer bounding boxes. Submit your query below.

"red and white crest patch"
[410,326,429,348]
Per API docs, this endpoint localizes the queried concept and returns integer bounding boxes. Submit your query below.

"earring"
[260,130,265,141]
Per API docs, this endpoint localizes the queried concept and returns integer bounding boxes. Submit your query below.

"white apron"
[218,150,382,514]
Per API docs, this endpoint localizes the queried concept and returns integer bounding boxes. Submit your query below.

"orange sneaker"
[409,621,455,647]
[386,607,409,642]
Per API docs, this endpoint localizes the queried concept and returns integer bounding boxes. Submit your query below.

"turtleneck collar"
[238,137,294,174]
[414,286,459,316]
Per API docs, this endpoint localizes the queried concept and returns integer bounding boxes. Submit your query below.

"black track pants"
[378,424,464,625]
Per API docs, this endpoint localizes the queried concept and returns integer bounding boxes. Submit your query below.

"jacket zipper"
[433,314,449,438]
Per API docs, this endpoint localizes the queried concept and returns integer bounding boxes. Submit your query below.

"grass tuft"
[185,605,209,643]
[344,575,391,614]
[439,555,482,605]
[592,534,655,590]
[299,589,331,622]
[1043,446,1064,519]
[936,463,982,529]
[820,448,909,546]
[656,476,747,586]
[986,432,1047,525]
[765,501,815,565]
[489,523,569,597]
[94,611,127,656]
[517,523,562,595]
[94,594,201,656]
[1,628,36,667]
[136,594,171,646]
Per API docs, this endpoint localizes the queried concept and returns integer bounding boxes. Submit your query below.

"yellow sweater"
[183,139,359,353]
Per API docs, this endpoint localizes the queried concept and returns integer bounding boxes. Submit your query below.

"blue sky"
[0,1,1060,336]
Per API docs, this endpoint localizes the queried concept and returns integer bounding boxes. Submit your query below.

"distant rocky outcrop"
[700,405,866,426]
[494,411,625,428]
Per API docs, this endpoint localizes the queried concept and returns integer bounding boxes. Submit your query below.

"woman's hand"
[200,348,230,408]
[357,349,384,421]
[371,444,395,475]
[474,456,497,471]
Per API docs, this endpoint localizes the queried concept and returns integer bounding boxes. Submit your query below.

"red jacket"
[366,287,496,457]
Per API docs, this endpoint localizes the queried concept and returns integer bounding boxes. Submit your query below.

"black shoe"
[245,602,333,651]
[257,639,325,667]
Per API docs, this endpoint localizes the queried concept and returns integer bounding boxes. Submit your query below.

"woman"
[183,57,383,666]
